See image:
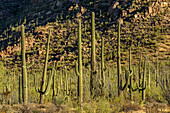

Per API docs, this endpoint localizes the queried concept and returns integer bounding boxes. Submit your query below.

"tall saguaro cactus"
[142,57,146,101]
[101,37,105,93]
[39,29,52,104]
[21,24,27,104]
[129,47,133,100]
[90,12,96,97]
[117,22,122,96]
[75,20,83,107]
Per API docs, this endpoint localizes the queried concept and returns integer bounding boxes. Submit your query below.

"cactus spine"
[75,20,83,106]
[90,12,96,97]
[117,22,122,96]
[21,24,27,104]
[39,29,52,104]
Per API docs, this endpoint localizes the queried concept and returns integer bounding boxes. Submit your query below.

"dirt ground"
[0,102,169,113]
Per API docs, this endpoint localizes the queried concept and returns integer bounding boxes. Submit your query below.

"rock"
[70,0,79,3]
[46,11,51,15]
[116,17,123,24]
[122,10,127,17]
[160,2,168,7]
[128,8,134,13]
[81,6,86,14]
[94,4,99,9]
[134,14,138,18]
[56,0,63,7]
[108,1,119,14]
[148,6,152,14]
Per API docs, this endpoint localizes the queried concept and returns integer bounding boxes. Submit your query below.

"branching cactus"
[34,29,53,104]
[128,47,138,101]
[138,57,147,102]
[21,24,27,104]
[75,20,83,107]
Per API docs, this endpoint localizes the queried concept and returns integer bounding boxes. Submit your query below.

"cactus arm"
[39,29,51,104]
[120,69,129,91]
[75,62,80,76]
[139,81,146,91]
[27,60,34,69]
[132,83,139,92]
[34,73,39,92]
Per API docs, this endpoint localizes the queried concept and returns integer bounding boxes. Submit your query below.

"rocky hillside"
[0,0,169,72]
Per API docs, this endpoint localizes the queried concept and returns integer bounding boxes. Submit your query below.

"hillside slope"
[0,0,169,72]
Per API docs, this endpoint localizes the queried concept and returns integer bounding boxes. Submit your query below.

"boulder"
[148,6,152,14]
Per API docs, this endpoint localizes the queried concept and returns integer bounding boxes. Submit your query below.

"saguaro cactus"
[148,61,150,96]
[38,29,52,104]
[129,47,133,100]
[75,20,83,106]
[101,37,105,93]
[90,12,96,97]
[19,74,22,104]
[117,22,122,96]
[127,47,138,101]
[141,57,146,101]
[21,24,27,104]
[138,57,147,102]
[52,62,56,100]
[156,57,159,87]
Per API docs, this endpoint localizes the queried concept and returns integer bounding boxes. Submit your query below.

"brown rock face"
[148,6,152,14]
[108,1,119,14]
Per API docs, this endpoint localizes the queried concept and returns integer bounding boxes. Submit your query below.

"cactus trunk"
[117,22,122,96]
[21,25,27,104]
[90,12,96,97]
[39,29,51,104]
[129,47,133,101]
[142,57,146,101]
[19,74,22,104]
[101,37,105,94]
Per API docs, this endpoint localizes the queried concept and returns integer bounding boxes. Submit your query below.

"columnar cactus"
[156,57,159,87]
[19,74,22,104]
[52,62,56,100]
[101,37,105,93]
[117,22,122,96]
[129,47,133,100]
[21,24,27,104]
[38,29,52,104]
[90,12,96,97]
[75,20,83,106]
[148,61,150,96]
[138,54,142,93]
[138,57,147,102]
